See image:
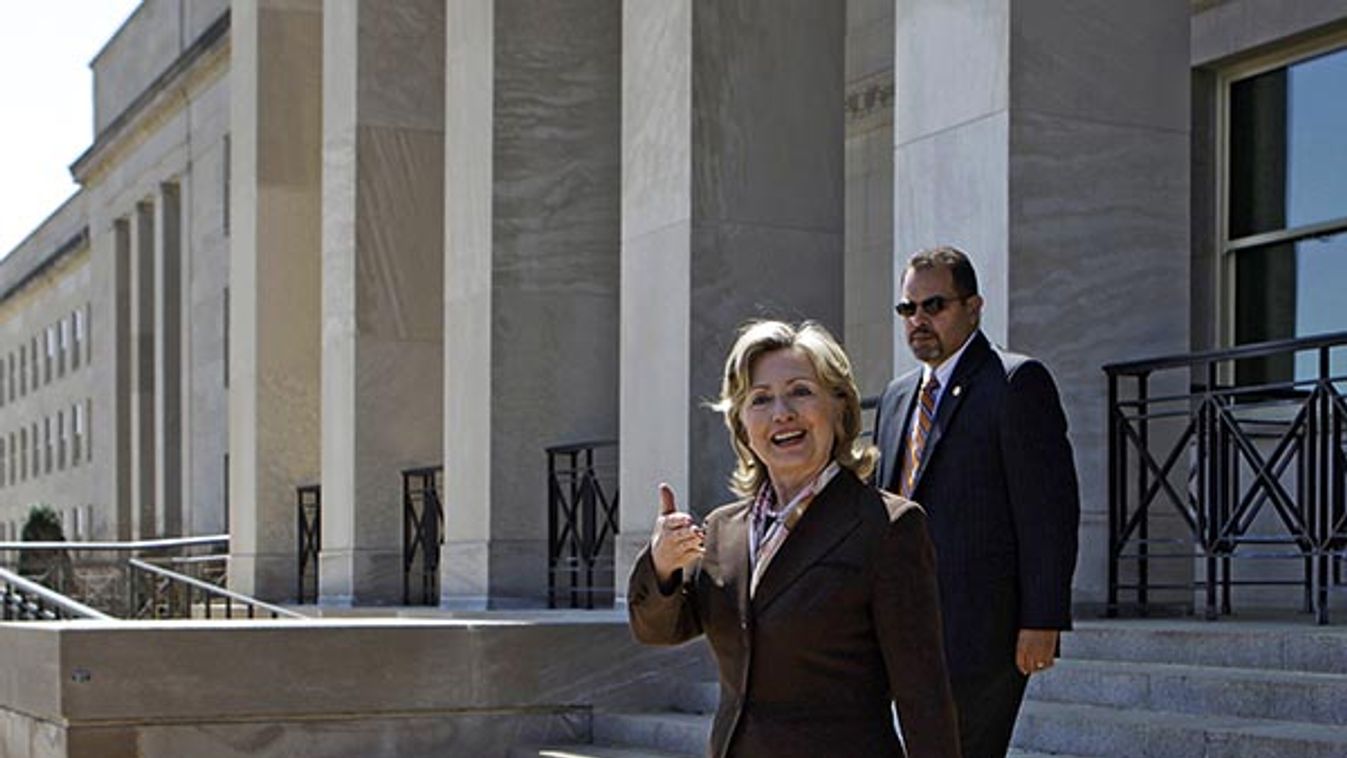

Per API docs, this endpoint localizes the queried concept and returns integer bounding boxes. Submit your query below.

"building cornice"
[70,11,231,187]
[0,228,90,318]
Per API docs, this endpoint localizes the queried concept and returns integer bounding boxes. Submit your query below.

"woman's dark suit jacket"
[628,469,961,758]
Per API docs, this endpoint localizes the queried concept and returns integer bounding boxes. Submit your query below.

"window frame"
[1216,32,1347,349]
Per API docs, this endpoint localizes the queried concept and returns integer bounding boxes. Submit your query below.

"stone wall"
[0,616,713,758]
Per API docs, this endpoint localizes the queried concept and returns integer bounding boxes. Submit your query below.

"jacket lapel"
[911,330,992,493]
[750,472,864,614]
[705,498,759,616]
[879,371,922,491]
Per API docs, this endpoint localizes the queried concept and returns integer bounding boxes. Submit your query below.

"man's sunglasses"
[894,294,969,318]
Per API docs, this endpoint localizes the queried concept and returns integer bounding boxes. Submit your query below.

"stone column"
[442,0,621,608]
[321,0,445,605]
[154,181,183,537]
[893,0,1191,606]
[130,200,157,540]
[229,0,323,600]
[845,0,896,397]
[617,0,846,585]
[112,218,134,540]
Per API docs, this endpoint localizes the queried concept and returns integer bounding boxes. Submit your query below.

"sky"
[0,1,142,257]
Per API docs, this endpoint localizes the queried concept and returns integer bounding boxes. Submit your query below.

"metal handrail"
[161,554,228,566]
[0,534,229,552]
[1105,330,1347,375]
[1105,331,1347,624]
[0,566,114,620]
[128,559,306,619]
[545,438,618,456]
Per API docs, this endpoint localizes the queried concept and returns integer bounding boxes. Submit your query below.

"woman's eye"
[789,385,814,397]
[749,394,771,407]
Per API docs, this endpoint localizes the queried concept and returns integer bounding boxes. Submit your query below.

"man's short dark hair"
[906,245,979,297]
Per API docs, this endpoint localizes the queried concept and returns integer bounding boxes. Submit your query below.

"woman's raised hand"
[650,483,705,584]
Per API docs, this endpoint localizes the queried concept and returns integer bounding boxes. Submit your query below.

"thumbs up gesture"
[651,483,705,584]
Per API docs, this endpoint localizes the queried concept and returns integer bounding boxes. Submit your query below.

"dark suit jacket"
[628,469,961,758]
[875,331,1079,682]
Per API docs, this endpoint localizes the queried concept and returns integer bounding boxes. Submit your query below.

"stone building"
[2,0,1344,615]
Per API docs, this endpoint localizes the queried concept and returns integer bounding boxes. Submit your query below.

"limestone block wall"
[184,75,232,536]
[0,194,100,542]
[91,0,231,134]
[76,4,232,543]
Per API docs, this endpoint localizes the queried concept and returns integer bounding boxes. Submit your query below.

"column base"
[318,548,404,606]
[229,551,299,603]
[440,538,552,608]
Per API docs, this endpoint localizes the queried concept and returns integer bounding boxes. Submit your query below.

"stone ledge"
[0,616,714,758]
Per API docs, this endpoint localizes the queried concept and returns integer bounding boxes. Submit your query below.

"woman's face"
[739,347,841,498]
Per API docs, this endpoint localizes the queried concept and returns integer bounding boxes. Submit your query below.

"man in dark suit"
[875,246,1079,758]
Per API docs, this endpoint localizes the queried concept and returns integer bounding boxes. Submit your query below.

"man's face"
[900,266,982,366]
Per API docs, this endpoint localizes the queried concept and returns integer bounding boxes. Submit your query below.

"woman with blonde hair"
[628,319,960,758]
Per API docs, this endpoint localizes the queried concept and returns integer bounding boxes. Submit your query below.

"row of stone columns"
[227,0,1190,608]
[109,182,185,543]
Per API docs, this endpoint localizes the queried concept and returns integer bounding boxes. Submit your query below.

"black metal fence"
[0,566,112,620]
[1105,332,1347,623]
[547,439,619,609]
[130,558,304,620]
[296,484,321,603]
[403,466,444,606]
[0,536,228,619]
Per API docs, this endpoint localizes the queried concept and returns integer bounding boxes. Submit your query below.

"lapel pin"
[952,385,962,397]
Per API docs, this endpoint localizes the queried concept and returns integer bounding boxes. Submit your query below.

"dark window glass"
[1229,46,1347,239]
[1234,229,1347,383]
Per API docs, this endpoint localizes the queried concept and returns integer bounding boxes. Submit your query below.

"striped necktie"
[901,374,940,498]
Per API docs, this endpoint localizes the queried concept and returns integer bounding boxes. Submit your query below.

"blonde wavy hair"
[712,320,877,497]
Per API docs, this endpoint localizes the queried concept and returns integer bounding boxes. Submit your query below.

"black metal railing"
[0,535,228,618]
[0,566,114,620]
[296,484,321,603]
[1105,331,1347,624]
[129,559,305,620]
[547,439,619,609]
[403,466,444,606]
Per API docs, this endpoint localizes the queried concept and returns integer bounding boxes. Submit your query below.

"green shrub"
[18,504,71,585]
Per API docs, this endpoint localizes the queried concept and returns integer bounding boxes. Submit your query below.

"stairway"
[1013,618,1347,757]
[511,618,1347,758]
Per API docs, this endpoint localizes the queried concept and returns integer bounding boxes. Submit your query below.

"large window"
[1225,43,1347,382]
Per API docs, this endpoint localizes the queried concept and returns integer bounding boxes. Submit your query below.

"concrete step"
[508,746,697,758]
[1007,750,1099,758]
[1013,699,1347,758]
[1028,657,1347,725]
[1063,619,1347,673]
[663,680,717,715]
[591,711,711,756]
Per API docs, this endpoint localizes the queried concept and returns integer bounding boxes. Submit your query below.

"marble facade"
[0,0,1339,614]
